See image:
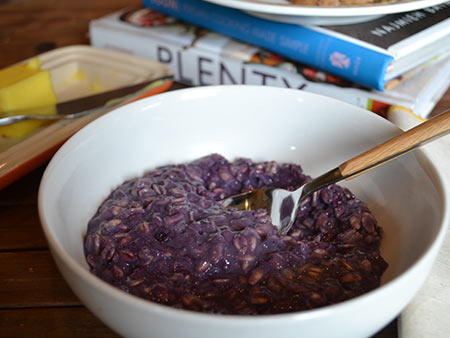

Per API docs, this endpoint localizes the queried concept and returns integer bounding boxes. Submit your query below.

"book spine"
[89,16,400,115]
[142,0,393,91]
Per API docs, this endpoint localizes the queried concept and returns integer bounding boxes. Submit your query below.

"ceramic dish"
[202,0,450,25]
[0,45,173,189]
[38,85,448,338]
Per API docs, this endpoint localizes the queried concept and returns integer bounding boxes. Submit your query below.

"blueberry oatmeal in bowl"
[38,86,448,338]
[84,154,388,314]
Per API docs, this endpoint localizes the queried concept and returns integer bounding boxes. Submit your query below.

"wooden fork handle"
[339,109,450,179]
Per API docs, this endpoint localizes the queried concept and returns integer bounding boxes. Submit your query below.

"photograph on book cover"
[202,0,450,25]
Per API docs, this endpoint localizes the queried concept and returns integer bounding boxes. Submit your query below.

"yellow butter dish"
[0,45,173,189]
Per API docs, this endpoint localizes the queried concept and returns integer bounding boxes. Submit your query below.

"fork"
[221,108,450,234]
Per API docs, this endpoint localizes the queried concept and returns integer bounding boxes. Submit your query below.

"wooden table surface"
[1,0,449,337]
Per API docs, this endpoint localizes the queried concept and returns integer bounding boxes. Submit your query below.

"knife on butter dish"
[0,75,174,126]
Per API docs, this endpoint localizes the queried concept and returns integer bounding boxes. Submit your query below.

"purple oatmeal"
[84,154,388,314]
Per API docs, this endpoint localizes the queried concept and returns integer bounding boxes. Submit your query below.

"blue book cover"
[142,0,393,90]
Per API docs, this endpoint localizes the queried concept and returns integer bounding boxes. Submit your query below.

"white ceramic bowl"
[38,86,449,338]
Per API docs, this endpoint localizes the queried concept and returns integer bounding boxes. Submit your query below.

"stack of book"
[89,0,450,118]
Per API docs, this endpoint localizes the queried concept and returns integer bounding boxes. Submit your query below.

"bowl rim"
[37,85,450,324]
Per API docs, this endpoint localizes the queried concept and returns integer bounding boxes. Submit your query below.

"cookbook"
[143,0,450,91]
[89,8,450,118]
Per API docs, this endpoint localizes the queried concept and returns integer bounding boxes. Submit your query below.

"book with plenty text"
[89,8,450,118]
[142,0,450,91]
